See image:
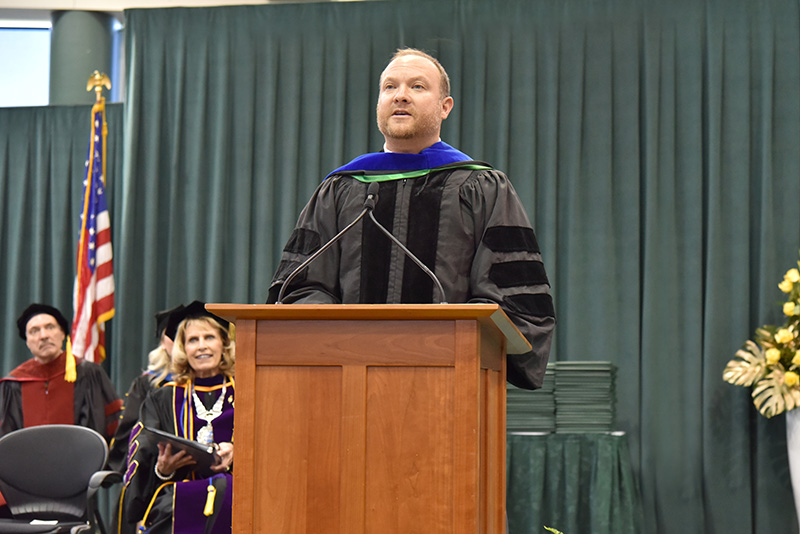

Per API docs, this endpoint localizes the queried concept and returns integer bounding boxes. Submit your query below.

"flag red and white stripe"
[71,100,115,363]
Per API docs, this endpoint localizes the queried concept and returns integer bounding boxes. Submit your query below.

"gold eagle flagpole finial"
[86,70,111,103]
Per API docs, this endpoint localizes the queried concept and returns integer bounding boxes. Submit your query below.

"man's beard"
[377,110,441,141]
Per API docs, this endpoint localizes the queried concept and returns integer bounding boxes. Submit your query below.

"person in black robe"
[118,301,234,534]
[107,304,185,473]
[0,303,121,439]
[268,48,556,390]
[0,303,122,515]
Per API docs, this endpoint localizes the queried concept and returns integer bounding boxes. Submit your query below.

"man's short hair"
[389,48,451,99]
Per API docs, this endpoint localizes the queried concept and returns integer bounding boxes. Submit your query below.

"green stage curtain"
[2,0,800,532]
[117,2,800,532]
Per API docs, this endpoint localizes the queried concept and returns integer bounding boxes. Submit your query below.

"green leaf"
[755,327,776,345]
[752,374,785,418]
[723,341,767,387]
[751,369,800,418]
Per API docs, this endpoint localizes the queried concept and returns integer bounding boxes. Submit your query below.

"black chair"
[0,424,122,533]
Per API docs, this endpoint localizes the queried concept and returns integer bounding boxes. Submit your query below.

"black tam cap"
[17,303,69,340]
[165,300,230,340]
[155,304,186,340]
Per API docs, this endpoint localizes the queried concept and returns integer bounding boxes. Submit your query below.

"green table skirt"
[506,433,643,534]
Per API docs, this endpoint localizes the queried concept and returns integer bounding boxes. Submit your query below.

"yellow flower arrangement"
[723,254,800,418]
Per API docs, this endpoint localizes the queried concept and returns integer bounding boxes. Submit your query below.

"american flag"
[71,101,115,363]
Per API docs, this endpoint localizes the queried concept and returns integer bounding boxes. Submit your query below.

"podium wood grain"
[207,304,527,534]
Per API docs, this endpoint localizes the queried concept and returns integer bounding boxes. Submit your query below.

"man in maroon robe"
[0,303,123,513]
[0,303,122,439]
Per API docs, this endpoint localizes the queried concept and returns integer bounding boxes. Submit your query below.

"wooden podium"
[207,303,530,534]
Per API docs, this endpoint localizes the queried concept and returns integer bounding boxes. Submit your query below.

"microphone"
[363,181,379,210]
[276,183,379,304]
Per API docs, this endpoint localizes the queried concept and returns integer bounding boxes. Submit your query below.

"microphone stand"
[276,181,447,305]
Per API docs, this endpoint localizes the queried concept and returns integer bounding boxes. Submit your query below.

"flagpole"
[87,71,110,187]
[87,70,114,329]
[71,71,116,363]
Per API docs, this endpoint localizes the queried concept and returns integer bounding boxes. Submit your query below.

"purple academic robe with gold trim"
[119,375,234,534]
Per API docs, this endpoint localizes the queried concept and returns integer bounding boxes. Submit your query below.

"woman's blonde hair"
[146,345,171,385]
[170,316,235,384]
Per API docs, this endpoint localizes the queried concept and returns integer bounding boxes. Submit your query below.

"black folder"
[141,425,221,475]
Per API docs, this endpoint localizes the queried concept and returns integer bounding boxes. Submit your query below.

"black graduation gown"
[268,164,556,389]
[118,375,234,534]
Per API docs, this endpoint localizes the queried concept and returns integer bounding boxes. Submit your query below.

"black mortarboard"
[165,300,230,340]
[17,303,69,340]
[155,304,186,340]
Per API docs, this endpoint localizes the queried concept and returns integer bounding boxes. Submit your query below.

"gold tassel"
[65,337,76,383]
[203,482,217,516]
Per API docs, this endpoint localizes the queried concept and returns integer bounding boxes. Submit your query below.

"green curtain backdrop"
[2,0,800,532]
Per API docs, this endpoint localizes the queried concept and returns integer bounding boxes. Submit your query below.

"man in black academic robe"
[268,49,556,390]
[0,304,121,513]
[0,303,122,439]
